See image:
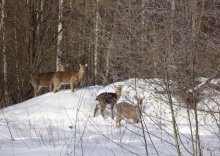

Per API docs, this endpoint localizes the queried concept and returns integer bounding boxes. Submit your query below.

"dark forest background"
[0,0,219,107]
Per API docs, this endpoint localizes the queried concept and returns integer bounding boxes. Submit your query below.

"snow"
[0,78,219,156]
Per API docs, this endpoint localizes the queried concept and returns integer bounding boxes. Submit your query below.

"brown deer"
[116,96,145,127]
[58,63,69,71]
[31,63,69,97]
[52,64,88,93]
[93,85,123,119]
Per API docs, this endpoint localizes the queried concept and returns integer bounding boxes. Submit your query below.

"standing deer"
[116,96,145,127]
[58,63,69,71]
[31,63,69,97]
[52,64,88,93]
[93,85,123,119]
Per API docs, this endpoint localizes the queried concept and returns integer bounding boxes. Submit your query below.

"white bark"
[94,0,100,84]
[56,0,63,71]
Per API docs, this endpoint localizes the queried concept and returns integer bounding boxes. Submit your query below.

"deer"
[58,63,69,71]
[31,63,69,97]
[116,96,145,127]
[93,85,123,119]
[52,64,88,93]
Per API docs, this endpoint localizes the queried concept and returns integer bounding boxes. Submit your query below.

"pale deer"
[52,64,88,93]
[116,96,145,127]
[31,63,69,97]
[93,85,123,119]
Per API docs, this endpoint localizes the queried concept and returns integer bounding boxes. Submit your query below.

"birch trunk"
[56,0,63,71]
[94,0,100,84]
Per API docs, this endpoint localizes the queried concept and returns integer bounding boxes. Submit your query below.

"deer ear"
[142,96,145,100]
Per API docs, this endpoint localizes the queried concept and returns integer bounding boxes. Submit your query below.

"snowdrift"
[0,78,219,156]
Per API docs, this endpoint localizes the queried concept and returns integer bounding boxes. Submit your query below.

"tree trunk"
[56,0,63,71]
[94,0,100,85]
[0,0,11,107]
[14,1,22,102]
[191,1,202,154]
[1,0,8,99]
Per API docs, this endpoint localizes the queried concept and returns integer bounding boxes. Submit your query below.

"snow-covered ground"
[0,79,219,156]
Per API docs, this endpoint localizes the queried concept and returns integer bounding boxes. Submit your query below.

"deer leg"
[116,116,121,127]
[50,83,54,92]
[34,85,40,97]
[53,86,57,93]
[100,108,105,118]
[93,104,99,117]
[100,105,105,118]
[110,104,114,119]
[70,82,74,92]
[34,90,38,97]
[53,82,59,93]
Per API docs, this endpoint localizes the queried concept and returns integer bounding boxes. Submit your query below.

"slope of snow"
[0,79,219,156]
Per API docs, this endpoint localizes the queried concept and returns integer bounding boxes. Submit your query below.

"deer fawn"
[116,96,145,127]
[31,63,69,97]
[52,64,88,93]
[93,85,123,119]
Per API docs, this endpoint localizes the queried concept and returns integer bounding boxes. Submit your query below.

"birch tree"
[56,0,63,71]
[94,0,100,84]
